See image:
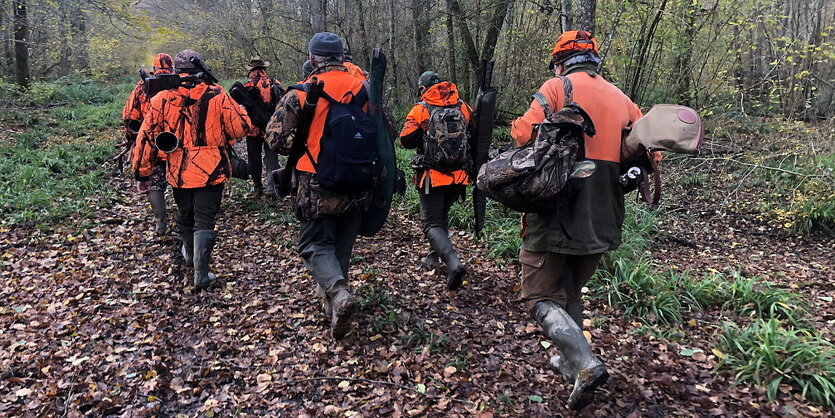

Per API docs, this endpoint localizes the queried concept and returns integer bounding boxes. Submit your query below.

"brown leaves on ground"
[1,151,832,416]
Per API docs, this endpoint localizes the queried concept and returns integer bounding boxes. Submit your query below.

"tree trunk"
[446,0,457,84]
[561,0,573,31]
[71,6,89,74]
[310,0,327,33]
[2,0,14,76]
[575,0,596,33]
[13,0,30,88]
[352,0,369,66]
[410,0,429,74]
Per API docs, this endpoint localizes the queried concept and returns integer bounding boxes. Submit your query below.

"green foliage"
[0,141,115,227]
[725,273,807,325]
[600,202,658,273]
[401,323,447,354]
[594,258,684,325]
[718,319,835,408]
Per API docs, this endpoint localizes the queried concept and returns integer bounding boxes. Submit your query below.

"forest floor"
[1,86,834,416]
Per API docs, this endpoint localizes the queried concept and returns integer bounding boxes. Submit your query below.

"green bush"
[718,319,835,408]
[593,258,684,325]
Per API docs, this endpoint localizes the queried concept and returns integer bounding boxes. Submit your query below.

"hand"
[137,181,151,193]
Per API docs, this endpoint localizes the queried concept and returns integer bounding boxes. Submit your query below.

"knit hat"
[418,71,442,89]
[153,53,173,70]
[308,32,344,57]
[301,60,313,78]
[174,49,202,71]
[550,30,599,66]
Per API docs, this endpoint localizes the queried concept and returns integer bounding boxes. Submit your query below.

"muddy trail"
[1,156,832,416]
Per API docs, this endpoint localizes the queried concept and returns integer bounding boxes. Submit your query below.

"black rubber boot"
[419,250,440,270]
[316,283,333,318]
[566,300,584,328]
[426,227,467,290]
[193,230,217,291]
[326,280,357,340]
[180,228,194,267]
[532,300,609,411]
[149,190,167,235]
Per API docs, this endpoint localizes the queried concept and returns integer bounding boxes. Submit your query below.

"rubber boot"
[419,250,440,270]
[181,228,194,267]
[193,230,217,291]
[316,283,333,318]
[149,190,167,235]
[426,227,467,290]
[327,280,357,340]
[566,300,584,328]
[532,300,609,411]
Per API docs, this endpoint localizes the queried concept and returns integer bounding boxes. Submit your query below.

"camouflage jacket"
[265,64,371,221]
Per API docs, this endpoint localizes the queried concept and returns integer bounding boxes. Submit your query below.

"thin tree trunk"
[352,0,369,65]
[13,0,30,88]
[576,0,596,32]
[310,0,326,33]
[410,0,428,74]
[561,0,574,31]
[2,0,14,76]
[446,0,457,83]
[71,6,89,74]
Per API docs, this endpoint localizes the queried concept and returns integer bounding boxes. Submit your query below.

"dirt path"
[1,169,830,416]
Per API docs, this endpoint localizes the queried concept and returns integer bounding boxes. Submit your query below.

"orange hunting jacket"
[132,78,251,188]
[399,81,473,188]
[244,69,282,137]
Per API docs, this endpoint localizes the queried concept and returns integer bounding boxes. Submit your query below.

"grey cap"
[174,49,202,71]
[301,60,313,78]
[308,32,344,57]
[418,71,442,88]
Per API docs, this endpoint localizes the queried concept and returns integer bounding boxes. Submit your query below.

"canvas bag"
[476,76,596,213]
[621,104,703,161]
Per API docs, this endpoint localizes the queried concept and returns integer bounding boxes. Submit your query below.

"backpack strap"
[532,92,552,118]
[559,75,573,104]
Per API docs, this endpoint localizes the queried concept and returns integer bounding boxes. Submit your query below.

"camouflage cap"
[418,71,442,89]
[153,53,173,70]
[174,49,202,71]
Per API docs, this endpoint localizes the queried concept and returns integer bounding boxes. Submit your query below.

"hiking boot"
[328,285,357,340]
[181,228,194,267]
[533,300,609,411]
[316,284,333,318]
[426,227,467,291]
[419,250,440,270]
[193,230,217,291]
[149,190,167,235]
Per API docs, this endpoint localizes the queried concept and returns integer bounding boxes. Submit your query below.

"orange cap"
[551,30,599,57]
[153,53,173,70]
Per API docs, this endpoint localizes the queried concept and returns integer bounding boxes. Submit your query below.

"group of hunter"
[123,30,645,410]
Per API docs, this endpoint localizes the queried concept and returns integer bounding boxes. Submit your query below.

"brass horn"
[127,119,142,135]
[154,131,180,153]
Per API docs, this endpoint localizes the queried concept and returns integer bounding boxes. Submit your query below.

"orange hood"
[420,81,461,106]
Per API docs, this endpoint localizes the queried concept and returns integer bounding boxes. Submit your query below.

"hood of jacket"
[421,81,461,106]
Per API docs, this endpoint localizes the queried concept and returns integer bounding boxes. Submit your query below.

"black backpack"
[420,102,471,172]
[309,88,380,192]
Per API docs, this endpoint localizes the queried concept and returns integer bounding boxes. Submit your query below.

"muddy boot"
[566,300,584,328]
[180,228,194,267]
[316,283,333,318]
[149,190,167,235]
[426,227,467,290]
[327,280,357,340]
[193,230,217,291]
[419,250,440,270]
[533,300,609,411]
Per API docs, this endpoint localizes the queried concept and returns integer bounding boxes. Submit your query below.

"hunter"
[399,71,473,291]
[510,30,645,410]
[244,56,283,197]
[122,53,174,235]
[342,48,368,80]
[265,33,373,340]
[132,49,251,291]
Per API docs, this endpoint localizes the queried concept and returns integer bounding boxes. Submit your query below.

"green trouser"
[297,211,362,295]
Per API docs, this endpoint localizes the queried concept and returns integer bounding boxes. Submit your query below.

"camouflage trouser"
[294,171,371,221]
[150,161,168,192]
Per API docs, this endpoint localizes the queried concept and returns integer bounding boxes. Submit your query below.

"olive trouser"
[297,211,363,292]
[149,161,168,192]
[172,183,224,232]
[418,184,464,233]
[519,249,604,312]
[246,136,279,192]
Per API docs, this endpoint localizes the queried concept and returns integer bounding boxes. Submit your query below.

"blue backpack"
[308,87,380,192]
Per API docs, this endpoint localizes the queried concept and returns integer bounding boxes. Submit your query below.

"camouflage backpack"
[476,76,597,213]
[420,102,471,172]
